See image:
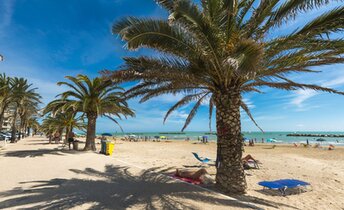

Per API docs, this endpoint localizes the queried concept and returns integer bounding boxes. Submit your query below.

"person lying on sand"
[242,154,260,169]
[175,168,214,184]
[328,144,335,150]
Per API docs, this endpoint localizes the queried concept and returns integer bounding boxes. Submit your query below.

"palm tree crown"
[46,74,134,150]
[106,0,344,193]
[8,77,41,141]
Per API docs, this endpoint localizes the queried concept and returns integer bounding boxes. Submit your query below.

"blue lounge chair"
[258,179,310,195]
[192,152,212,164]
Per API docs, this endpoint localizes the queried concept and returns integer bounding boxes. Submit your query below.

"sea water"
[100,131,344,146]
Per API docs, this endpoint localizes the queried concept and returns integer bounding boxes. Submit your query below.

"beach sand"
[0,137,343,209]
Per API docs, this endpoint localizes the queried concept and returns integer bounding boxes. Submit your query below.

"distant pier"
[287,133,344,138]
[159,132,186,135]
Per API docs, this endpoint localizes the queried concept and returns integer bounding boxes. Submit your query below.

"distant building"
[1,112,11,132]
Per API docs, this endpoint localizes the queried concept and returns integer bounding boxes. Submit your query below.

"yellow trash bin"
[106,142,114,156]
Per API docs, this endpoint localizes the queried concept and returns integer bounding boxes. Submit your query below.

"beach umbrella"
[101,133,113,137]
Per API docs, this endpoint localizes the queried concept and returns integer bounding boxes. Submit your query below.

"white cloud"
[242,97,255,109]
[148,93,184,103]
[168,110,188,120]
[290,89,317,107]
[242,115,285,122]
[28,78,69,105]
[290,70,344,108]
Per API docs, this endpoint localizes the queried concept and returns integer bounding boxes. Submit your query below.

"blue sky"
[0,0,343,132]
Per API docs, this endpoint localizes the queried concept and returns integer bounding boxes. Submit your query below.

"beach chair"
[192,152,212,164]
[258,179,310,195]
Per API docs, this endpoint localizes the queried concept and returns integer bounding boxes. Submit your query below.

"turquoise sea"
[100,131,344,146]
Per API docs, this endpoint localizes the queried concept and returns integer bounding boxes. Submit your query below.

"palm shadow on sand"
[0,165,299,210]
[1,149,80,158]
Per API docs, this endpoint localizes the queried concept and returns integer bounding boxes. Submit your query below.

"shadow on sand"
[1,149,81,158]
[0,164,299,210]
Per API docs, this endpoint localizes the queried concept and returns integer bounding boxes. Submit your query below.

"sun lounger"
[258,179,310,195]
[192,152,212,164]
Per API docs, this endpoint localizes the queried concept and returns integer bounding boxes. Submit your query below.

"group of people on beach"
[293,142,335,150]
[48,131,76,150]
[175,154,260,184]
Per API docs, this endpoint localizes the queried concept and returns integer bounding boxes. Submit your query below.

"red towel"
[172,174,202,185]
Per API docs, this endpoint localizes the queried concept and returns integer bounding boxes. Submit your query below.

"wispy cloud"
[290,69,344,109]
[242,97,255,109]
[290,89,317,108]
[0,0,15,29]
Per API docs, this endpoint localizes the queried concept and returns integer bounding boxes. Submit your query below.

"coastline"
[89,136,344,147]
[87,131,344,146]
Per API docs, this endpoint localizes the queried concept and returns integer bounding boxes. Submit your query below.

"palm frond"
[182,93,209,131]
[241,100,263,132]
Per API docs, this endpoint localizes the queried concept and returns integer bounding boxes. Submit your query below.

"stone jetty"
[287,133,344,138]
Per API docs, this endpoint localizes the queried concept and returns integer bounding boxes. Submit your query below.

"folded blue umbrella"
[258,179,310,195]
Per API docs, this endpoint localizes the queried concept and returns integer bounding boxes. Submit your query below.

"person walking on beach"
[68,131,75,150]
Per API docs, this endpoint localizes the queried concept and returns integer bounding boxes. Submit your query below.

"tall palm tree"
[106,0,344,193]
[46,75,135,151]
[0,73,12,131]
[9,77,41,142]
[18,100,40,139]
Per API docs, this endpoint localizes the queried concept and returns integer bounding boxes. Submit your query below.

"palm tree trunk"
[10,109,18,143]
[84,112,97,151]
[18,124,22,140]
[214,89,247,194]
[65,127,70,144]
[18,119,24,140]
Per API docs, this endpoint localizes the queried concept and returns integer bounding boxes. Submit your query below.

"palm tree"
[106,0,344,193]
[46,75,135,151]
[0,73,12,131]
[18,100,40,139]
[41,112,85,144]
[26,117,41,136]
[41,115,64,144]
[9,77,41,142]
[43,104,86,144]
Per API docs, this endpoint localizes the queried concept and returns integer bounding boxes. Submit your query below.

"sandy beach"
[0,137,343,210]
